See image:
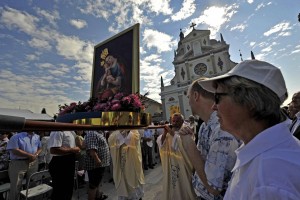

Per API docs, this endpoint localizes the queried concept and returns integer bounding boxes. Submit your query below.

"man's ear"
[194,91,200,102]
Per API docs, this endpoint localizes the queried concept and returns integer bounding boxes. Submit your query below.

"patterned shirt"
[192,111,239,200]
[0,137,9,170]
[84,131,110,170]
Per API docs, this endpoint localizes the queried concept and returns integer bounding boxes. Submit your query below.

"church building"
[160,26,237,121]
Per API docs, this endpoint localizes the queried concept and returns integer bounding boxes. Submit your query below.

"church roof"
[181,29,210,42]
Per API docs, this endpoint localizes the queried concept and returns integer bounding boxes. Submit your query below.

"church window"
[217,57,224,71]
[181,67,186,80]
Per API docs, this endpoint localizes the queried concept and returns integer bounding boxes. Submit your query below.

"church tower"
[160,25,237,120]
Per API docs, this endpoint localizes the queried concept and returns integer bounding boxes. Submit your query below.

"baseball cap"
[198,60,287,103]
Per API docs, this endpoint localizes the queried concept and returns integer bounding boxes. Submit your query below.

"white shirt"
[48,131,76,157]
[224,121,300,200]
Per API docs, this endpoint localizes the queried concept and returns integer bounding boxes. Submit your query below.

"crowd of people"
[1,59,300,200]
[0,118,199,200]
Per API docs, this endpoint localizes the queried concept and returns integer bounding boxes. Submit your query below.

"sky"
[0,0,299,117]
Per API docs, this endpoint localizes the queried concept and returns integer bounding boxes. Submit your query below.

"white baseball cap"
[198,60,287,103]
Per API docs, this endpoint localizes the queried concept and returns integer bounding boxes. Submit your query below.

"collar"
[232,121,291,171]
[206,111,218,126]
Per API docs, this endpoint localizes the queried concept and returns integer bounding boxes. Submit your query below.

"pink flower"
[70,102,77,107]
[93,103,108,111]
[58,92,146,116]
[111,103,121,111]
[114,93,124,100]
[122,96,131,104]
[133,100,142,108]
[111,99,120,105]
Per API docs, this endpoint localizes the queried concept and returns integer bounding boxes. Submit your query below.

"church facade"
[160,28,237,121]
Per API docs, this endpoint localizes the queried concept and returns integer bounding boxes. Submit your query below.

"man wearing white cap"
[197,60,300,199]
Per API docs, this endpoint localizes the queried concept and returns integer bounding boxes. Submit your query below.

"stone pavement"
[73,163,163,200]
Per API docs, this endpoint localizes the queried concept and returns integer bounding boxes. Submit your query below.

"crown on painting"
[100,48,109,66]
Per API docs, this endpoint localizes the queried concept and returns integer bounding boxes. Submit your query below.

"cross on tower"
[190,22,196,30]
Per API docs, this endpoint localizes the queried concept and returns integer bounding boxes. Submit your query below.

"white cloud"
[0,69,74,115]
[247,0,254,4]
[255,2,272,11]
[250,42,256,47]
[80,0,174,34]
[131,5,152,26]
[26,54,39,61]
[191,4,239,37]
[163,18,170,23]
[140,55,165,102]
[140,47,146,54]
[143,29,177,53]
[55,35,93,63]
[0,6,39,35]
[147,0,172,15]
[263,22,291,37]
[38,63,55,69]
[35,8,60,27]
[73,62,93,82]
[253,53,265,61]
[278,32,291,37]
[261,46,272,52]
[230,24,246,32]
[171,0,196,21]
[291,49,300,54]
[28,38,52,50]
[69,19,87,29]
[144,54,163,63]
[79,0,111,20]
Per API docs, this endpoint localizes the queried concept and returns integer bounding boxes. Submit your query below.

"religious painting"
[91,24,140,100]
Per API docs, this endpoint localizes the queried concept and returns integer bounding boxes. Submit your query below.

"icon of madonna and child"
[94,48,132,101]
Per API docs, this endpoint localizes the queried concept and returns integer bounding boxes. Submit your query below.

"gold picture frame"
[91,23,140,100]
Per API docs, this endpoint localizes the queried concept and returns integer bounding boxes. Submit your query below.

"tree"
[41,108,47,114]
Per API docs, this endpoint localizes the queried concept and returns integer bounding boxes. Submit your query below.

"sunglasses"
[214,92,229,104]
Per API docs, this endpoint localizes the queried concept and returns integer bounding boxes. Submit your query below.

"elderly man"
[157,113,196,200]
[179,80,239,199]
[6,131,42,200]
[198,60,300,199]
[289,91,300,139]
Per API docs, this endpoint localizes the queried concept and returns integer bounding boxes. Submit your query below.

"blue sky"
[0,0,299,116]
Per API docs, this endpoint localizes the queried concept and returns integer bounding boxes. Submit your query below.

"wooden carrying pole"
[0,114,165,132]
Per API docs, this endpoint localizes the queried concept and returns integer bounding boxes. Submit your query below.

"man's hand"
[95,158,102,167]
[164,125,172,135]
[29,154,38,162]
[72,147,81,154]
[179,126,193,136]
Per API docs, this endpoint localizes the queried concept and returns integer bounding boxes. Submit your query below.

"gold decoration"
[100,48,109,66]
[73,111,152,126]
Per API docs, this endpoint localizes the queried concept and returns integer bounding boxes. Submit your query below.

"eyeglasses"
[214,92,229,104]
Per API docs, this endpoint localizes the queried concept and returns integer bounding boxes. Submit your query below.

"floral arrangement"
[58,92,148,116]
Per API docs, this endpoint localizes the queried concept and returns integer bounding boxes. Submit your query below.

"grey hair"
[172,113,184,121]
[215,76,286,126]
